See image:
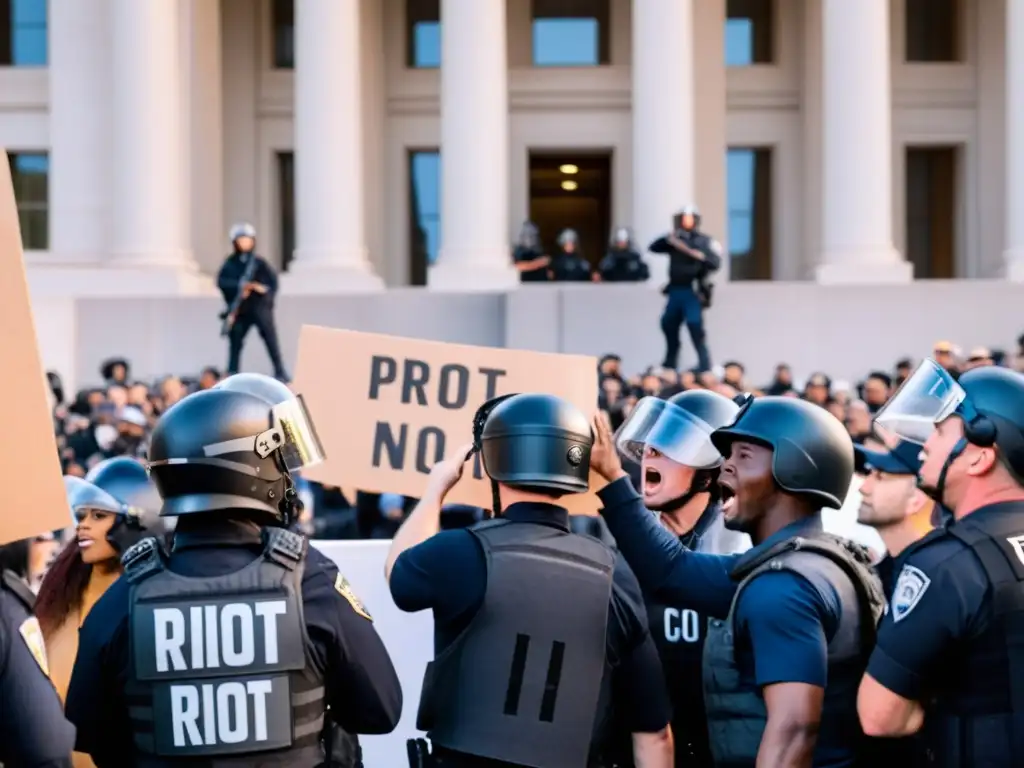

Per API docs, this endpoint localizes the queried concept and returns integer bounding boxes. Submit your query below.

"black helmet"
[711,396,854,510]
[66,468,164,555]
[147,373,325,522]
[875,360,1024,484]
[616,389,741,469]
[478,393,592,495]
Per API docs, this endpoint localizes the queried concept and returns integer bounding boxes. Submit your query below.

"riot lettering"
[153,600,287,672]
[663,607,701,643]
[170,679,275,747]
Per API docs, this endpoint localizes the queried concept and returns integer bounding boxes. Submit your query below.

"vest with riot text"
[702,534,884,768]
[121,529,326,766]
[417,518,616,768]
[921,505,1024,767]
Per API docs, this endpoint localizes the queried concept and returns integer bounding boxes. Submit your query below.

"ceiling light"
[561,180,578,191]
[559,164,579,175]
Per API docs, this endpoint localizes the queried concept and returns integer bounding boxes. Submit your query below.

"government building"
[2,0,1022,387]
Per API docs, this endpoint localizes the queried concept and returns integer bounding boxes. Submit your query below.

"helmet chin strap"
[918,437,967,511]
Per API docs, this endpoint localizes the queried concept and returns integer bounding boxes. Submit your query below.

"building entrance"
[527,151,612,270]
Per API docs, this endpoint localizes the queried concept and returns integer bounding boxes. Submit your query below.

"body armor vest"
[122,528,326,766]
[920,507,1024,767]
[703,534,884,768]
[417,518,616,768]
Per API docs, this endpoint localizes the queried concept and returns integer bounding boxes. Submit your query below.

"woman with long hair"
[35,460,164,768]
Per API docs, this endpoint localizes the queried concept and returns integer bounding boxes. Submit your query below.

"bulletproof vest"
[418,518,616,768]
[668,232,708,286]
[121,529,326,766]
[552,254,591,282]
[920,506,1024,767]
[703,534,884,768]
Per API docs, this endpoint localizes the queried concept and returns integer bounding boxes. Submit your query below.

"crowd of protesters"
[24,336,1023,569]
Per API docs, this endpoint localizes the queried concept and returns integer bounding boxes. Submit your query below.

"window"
[7,151,48,250]
[406,0,440,69]
[905,0,961,63]
[725,0,773,66]
[272,0,294,69]
[532,0,610,67]
[0,0,47,67]
[905,146,960,278]
[408,150,441,286]
[277,152,295,271]
[726,148,773,280]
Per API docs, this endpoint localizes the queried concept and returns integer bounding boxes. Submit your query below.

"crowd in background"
[33,336,1024,565]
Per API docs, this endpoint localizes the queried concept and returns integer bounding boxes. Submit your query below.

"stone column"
[48,0,110,265]
[288,0,383,291]
[817,0,911,283]
[632,0,696,278]
[108,0,196,271]
[1005,0,1024,280]
[430,0,518,290]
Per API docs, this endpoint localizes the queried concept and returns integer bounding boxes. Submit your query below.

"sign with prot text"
[292,326,603,512]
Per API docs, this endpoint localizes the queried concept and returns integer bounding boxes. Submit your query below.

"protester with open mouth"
[610,389,750,767]
[591,397,885,768]
[34,462,164,768]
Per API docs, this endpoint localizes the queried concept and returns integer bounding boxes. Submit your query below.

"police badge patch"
[891,565,930,623]
[19,616,50,677]
[335,573,373,622]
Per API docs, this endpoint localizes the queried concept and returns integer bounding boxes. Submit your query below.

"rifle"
[219,255,259,337]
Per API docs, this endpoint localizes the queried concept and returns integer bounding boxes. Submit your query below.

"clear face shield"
[64,475,128,525]
[208,375,327,473]
[873,358,967,446]
[613,397,728,469]
[199,394,326,474]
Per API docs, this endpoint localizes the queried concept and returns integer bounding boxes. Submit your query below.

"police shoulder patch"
[709,239,723,256]
[891,564,931,623]
[18,616,50,677]
[335,573,372,622]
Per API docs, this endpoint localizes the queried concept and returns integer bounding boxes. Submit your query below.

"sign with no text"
[0,153,71,543]
[293,326,603,512]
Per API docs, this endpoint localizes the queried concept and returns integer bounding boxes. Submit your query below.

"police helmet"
[147,373,325,521]
[66,467,164,555]
[557,228,579,248]
[478,393,592,495]
[676,205,702,228]
[229,222,256,242]
[611,226,632,247]
[616,389,740,469]
[875,359,1024,483]
[710,396,854,510]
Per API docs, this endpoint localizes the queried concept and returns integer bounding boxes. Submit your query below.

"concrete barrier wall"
[40,280,1024,392]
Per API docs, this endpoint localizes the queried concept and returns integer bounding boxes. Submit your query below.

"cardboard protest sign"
[293,326,603,512]
[0,153,72,543]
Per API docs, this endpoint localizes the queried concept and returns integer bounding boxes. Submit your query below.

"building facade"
[4,0,1024,297]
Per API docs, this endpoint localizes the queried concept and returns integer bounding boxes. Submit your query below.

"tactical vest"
[920,508,1024,767]
[418,518,616,768]
[121,528,326,766]
[703,534,884,768]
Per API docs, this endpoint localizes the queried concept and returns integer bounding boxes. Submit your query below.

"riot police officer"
[386,393,672,768]
[599,227,650,283]
[612,389,750,767]
[216,223,289,381]
[550,228,594,282]
[512,220,550,283]
[0,541,76,766]
[65,373,402,766]
[858,361,1024,766]
[648,206,721,372]
[591,397,884,766]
